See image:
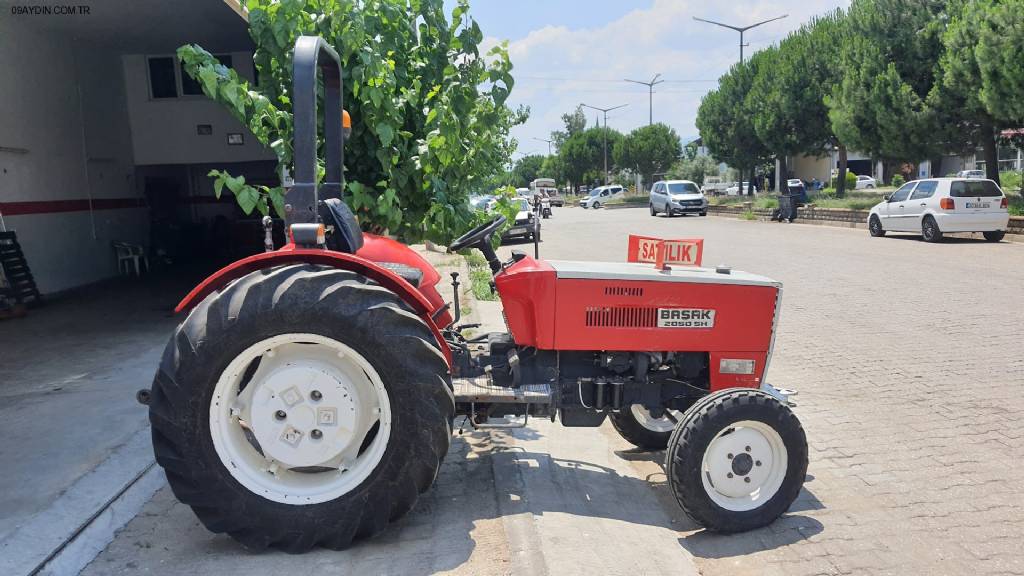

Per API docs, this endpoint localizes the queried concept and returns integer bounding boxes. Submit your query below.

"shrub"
[890,174,906,187]
[845,171,857,189]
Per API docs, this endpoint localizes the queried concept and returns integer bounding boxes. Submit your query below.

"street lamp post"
[692,14,788,63]
[533,137,553,156]
[624,74,664,125]
[581,102,628,184]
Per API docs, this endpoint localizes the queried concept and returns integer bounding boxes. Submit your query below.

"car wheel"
[983,230,1005,242]
[700,211,708,217]
[922,215,943,243]
[869,215,886,237]
[650,203,657,217]
[593,202,601,209]
[666,208,674,218]
[866,184,875,189]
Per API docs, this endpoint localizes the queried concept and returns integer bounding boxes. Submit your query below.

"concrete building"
[0,0,274,294]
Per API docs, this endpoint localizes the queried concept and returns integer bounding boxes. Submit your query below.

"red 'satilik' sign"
[627,234,704,268]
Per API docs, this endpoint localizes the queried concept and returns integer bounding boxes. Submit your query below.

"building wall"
[122,53,275,166]
[0,24,145,294]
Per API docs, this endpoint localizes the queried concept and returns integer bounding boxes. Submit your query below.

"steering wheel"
[448,215,506,253]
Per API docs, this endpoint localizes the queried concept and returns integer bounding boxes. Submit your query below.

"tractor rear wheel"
[665,388,807,533]
[610,405,683,449]
[147,264,453,552]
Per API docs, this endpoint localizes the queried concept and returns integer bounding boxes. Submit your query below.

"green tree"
[613,123,682,186]
[511,154,546,187]
[827,0,948,168]
[178,0,525,242]
[551,105,588,150]
[559,126,622,189]
[752,11,851,194]
[668,155,720,186]
[697,58,772,196]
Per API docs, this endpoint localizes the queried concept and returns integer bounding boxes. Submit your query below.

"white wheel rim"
[629,404,682,433]
[700,420,787,512]
[209,333,392,505]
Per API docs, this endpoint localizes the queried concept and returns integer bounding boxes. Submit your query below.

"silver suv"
[649,180,708,217]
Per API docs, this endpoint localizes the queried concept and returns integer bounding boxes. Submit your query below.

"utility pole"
[581,102,628,185]
[624,74,664,125]
[533,137,553,156]
[693,14,788,63]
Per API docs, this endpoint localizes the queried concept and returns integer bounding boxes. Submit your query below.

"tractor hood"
[547,260,780,288]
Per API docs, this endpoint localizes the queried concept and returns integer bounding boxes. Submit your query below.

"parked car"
[469,195,495,212]
[649,180,708,217]
[579,185,624,209]
[956,169,985,179]
[501,198,540,242]
[725,181,757,195]
[855,175,877,189]
[701,176,730,196]
[867,178,1009,242]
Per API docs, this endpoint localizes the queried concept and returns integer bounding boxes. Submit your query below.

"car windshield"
[667,182,700,194]
[950,180,1003,197]
[517,199,530,211]
[589,189,603,197]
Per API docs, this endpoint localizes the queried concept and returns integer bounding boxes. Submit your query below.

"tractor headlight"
[719,359,755,375]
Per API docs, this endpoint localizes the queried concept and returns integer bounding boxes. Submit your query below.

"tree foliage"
[560,126,623,188]
[551,105,588,150]
[511,154,545,187]
[613,123,682,183]
[179,0,526,242]
[668,155,720,186]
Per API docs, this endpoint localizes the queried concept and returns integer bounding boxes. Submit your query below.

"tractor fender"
[175,249,452,367]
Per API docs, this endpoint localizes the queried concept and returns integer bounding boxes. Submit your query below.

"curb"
[0,428,163,576]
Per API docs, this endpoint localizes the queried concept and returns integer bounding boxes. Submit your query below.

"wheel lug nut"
[756,460,762,467]
[311,390,322,401]
[744,477,751,483]
[274,410,286,420]
[727,473,733,478]
[727,453,734,459]
[745,446,751,452]
[311,429,323,439]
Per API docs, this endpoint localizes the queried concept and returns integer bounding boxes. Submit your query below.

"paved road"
[501,207,1024,576]
[88,207,1024,575]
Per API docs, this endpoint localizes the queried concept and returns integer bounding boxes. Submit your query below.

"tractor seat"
[375,262,423,287]
[321,198,364,253]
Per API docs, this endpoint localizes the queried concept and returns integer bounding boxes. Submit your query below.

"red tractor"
[141,37,807,553]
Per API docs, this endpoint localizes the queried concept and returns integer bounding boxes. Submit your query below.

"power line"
[515,74,716,83]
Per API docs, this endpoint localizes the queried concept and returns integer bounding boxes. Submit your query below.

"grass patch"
[1008,193,1023,216]
[740,210,757,221]
[461,249,498,301]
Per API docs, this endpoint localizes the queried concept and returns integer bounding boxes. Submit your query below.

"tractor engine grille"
[604,286,644,297]
[585,306,657,328]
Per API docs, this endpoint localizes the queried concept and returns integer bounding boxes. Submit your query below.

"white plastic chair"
[113,242,149,276]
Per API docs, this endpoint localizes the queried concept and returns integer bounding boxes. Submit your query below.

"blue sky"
[447,0,849,156]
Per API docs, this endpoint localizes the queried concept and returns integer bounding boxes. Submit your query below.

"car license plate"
[509,227,526,234]
[966,202,990,208]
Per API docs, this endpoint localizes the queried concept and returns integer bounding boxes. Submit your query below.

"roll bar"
[288,36,344,229]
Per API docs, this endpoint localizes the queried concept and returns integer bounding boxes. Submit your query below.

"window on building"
[180,54,233,96]
[148,57,178,98]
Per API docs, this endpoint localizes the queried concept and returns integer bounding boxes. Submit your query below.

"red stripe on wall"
[0,197,147,216]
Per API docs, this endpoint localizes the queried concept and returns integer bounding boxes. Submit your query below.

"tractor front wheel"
[147,264,453,552]
[665,388,807,533]
[610,405,683,450]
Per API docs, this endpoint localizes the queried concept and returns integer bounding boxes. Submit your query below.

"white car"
[579,185,624,209]
[649,180,708,217]
[501,198,539,242]
[867,178,1009,242]
[956,169,985,179]
[855,175,877,189]
[725,181,757,195]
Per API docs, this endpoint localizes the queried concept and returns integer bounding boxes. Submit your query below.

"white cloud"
[489,0,849,155]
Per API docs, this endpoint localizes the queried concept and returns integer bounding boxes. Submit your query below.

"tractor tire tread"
[148,264,454,553]
[664,388,807,534]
